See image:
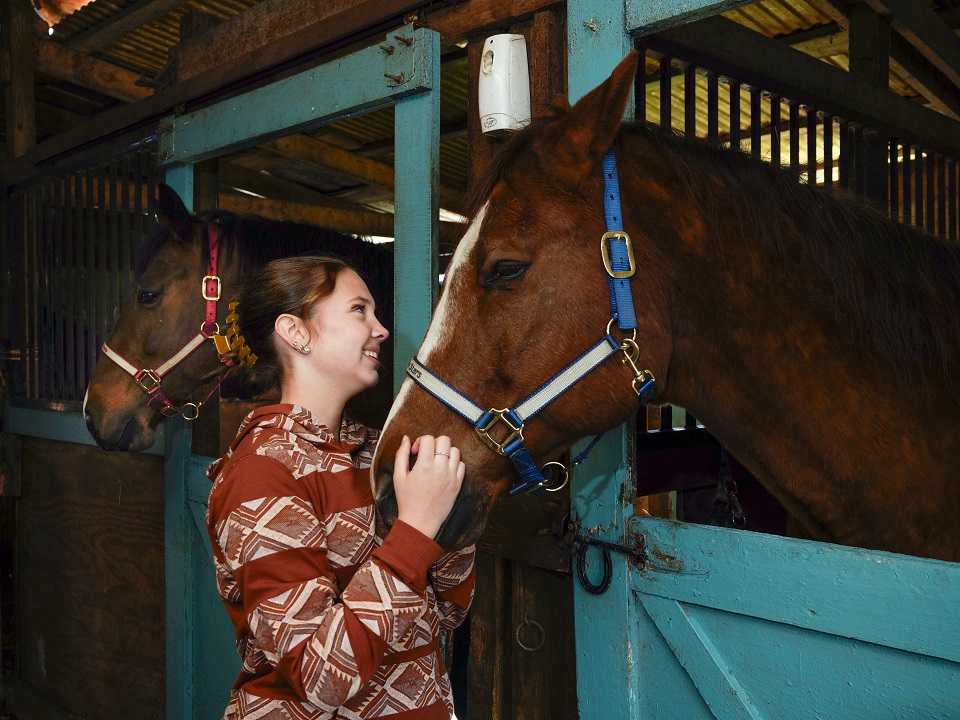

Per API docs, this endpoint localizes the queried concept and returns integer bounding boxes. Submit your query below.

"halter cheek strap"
[407,150,657,495]
[101,223,229,419]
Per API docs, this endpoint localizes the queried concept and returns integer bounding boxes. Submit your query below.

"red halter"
[101,223,231,420]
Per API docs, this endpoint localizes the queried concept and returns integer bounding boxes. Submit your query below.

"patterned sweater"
[206,404,476,719]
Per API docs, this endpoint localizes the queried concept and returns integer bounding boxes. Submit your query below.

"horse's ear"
[155,183,194,243]
[545,51,639,185]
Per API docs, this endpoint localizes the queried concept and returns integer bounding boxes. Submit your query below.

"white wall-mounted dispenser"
[478,34,531,137]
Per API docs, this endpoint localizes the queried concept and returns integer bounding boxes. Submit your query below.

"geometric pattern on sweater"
[207,405,471,720]
[324,506,376,569]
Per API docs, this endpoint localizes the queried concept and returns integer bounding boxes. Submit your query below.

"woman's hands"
[393,434,465,541]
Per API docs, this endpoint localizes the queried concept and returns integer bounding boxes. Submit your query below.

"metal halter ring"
[181,403,202,421]
[201,321,221,336]
[539,461,570,493]
[515,615,545,652]
[605,317,637,344]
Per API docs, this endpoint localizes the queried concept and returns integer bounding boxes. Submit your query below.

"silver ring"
[434,451,450,457]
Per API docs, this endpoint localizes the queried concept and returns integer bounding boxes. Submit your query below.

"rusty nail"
[384,72,405,83]
[379,44,394,54]
[394,34,413,46]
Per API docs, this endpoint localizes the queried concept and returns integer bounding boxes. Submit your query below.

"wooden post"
[4,0,37,158]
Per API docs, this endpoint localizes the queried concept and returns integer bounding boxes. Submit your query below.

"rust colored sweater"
[206,404,475,719]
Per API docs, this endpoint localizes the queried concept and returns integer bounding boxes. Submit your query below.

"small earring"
[292,341,311,355]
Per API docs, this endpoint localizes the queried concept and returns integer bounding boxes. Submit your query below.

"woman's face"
[306,269,389,397]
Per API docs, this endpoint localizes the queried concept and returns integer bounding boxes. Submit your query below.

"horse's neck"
[658,215,960,560]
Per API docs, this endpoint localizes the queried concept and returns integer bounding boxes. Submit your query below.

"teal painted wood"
[186,453,242,719]
[631,517,960,718]
[158,24,435,165]
[567,2,640,718]
[1,404,165,454]
[624,0,756,35]
[163,415,195,720]
[391,29,440,388]
[163,164,199,720]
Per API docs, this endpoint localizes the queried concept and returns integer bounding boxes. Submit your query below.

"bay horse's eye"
[486,260,529,284]
[137,290,162,306]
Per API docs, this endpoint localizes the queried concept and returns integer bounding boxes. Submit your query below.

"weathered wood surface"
[4,0,37,158]
[466,551,577,720]
[14,437,165,720]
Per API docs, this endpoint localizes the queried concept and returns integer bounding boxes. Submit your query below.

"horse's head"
[84,185,230,451]
[374,52,674,548]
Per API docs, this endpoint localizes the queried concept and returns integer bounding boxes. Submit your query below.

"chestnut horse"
[373,52,960,561]
[84,184,393,452]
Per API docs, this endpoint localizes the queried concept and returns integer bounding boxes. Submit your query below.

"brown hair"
[235,255,352,387]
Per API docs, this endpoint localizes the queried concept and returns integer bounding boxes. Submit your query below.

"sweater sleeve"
[209,455,443,711]
[429,545,476,630]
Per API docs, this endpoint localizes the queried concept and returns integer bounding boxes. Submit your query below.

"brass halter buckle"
[475,409,525,456]
[600,231,636,279]
[135,369,162,394]
[202,275,222,301]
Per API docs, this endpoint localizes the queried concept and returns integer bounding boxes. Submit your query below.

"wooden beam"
[263,135,466,212]
[219,160,366,210]
[219,193,462,246]
[5,0,37,158]
[848,2,889,88]
[36,41,152,103]
[862,0,960,87]
[428,0,562,45]
[654,15,960,156]
[69,0,192,53]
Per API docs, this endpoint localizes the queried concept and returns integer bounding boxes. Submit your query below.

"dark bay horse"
[85,184,393,452]
[373,51,960,561]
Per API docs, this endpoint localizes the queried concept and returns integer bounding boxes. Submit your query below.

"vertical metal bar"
[64,174,76,402]
[889,140,900,221]
[823,114,834,191]
[915,148,925,230]
[98,161,109,357]
[86,168,98,377]
[634,44,647,124]
[937,154,946,237]
[707,71,719,143]
[659,55,672,129]
[122,153,133,289]
[769,95,780,166]
[73,171,86,397]
[926,151,936,234]
[53,176,65,402]
[789,101,800,175]
[903,146,913,226]
[838,121,850,190]
[110,158,122,334]
[40,181,51,400]
[24,188,35,397]
[855,125,866,196]
[949,159,957,240]
[806,108,817,185]
[749,87,761,159]
[729,80,741,150]
[683,63,696,138]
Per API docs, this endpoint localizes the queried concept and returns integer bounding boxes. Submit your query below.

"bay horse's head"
[85,185,395,452]
[374,53,672,548]
[84,185,236,451]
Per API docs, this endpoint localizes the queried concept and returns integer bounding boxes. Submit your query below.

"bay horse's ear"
[156,183,194,244]
[544,51,639,186]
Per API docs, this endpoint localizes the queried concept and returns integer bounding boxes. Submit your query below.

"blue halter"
[406,150,657,494]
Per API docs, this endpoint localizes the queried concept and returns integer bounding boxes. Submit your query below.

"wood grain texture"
[15,438,165,719]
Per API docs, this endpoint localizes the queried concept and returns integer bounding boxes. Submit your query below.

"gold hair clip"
[213,301,258,368]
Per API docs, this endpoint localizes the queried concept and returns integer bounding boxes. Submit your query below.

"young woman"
[206,255,475,720]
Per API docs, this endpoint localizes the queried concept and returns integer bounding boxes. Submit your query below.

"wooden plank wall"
[8,437,165,720]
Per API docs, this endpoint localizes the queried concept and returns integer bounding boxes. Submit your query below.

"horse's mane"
[469,118,960,389]
[135,210,393,301]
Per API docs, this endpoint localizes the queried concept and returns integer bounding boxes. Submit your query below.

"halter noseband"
[101,223,230,420]
[406,150,657,495]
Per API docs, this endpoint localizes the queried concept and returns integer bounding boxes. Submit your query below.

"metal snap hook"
[181,402,202,421]
[539,461,570,493]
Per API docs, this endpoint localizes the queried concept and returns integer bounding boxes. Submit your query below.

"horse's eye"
[138,290,162,306]
[487,261,529,283]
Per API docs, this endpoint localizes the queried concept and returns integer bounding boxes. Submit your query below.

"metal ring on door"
[515,615,545,652]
